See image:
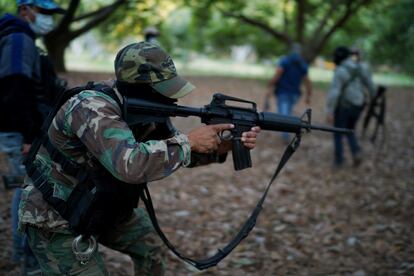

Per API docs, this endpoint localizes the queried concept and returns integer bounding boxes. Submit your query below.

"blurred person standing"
[326,46,376,168]
[265,43,312,143]
[0,0,64,274]
[144,26,160,45]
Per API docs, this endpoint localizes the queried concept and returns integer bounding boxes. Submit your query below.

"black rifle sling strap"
[362,86,386,143]
[140,134,302,270]
[337,65,362,109]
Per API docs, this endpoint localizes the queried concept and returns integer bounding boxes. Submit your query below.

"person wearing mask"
[0,0,65,274]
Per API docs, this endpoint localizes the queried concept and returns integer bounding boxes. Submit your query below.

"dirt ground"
[0,72,413,276]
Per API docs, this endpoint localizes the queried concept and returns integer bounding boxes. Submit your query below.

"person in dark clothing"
[0,0,64,274]
[143,26,160,45]
[266,43,312,143]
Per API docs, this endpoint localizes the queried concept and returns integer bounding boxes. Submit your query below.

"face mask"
[27,8,55,35]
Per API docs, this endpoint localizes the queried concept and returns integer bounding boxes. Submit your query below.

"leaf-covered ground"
[0,73,413,276]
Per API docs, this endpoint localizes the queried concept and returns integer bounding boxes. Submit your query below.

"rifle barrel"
[308,124,353,134]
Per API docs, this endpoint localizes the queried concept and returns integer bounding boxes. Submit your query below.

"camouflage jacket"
[19,88,224,230]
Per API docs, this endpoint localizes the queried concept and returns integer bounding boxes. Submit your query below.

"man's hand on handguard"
[188,124,261,154]
[241,126,261,149]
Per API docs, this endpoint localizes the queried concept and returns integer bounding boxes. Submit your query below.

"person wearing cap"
[18,41,261,275]
[0,0,64,273]
[326,46,376,168]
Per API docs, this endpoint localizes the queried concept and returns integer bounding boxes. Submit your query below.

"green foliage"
[4,0,407,74]
[314,0,414,74]
[367,0,414,74]
[95,0,177,52]
[174,0,379,63]
[0,0,16,14]
[175,1,288,59]
[318,5,374,60]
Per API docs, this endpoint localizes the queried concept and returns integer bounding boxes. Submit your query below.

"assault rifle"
[362,85,386,143]
[127,93,352,170]
[126,93,352,269]
[127,93,354,270]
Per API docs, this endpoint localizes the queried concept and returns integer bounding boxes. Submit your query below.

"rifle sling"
[337,65,362,109]
[362,87,386,142]
[141,133,302,270]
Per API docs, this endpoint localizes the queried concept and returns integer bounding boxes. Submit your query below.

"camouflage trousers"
[26,208,166,275]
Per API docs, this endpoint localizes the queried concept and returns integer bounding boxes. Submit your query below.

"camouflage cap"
[114,42,195,99]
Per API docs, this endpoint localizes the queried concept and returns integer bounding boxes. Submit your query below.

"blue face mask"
[27,8,55,35]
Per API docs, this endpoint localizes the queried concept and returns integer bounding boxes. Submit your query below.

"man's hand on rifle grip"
[188,124,234,154]
[217,126,261,154]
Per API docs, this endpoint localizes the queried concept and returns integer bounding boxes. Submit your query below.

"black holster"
[66,164,142,238]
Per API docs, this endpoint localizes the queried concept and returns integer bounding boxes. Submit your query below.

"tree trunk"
[301,45,318,64]
[44,35,70,72]
[41,0,127,72]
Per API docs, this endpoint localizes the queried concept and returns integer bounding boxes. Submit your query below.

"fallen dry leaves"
[0,73,412,276]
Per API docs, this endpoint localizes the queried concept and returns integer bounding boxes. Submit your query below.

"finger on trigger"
[212,123,234,132]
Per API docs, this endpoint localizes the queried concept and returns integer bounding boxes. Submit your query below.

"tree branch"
[310,0,342,40]
[55,0,80,31]
[68,0,128,40]
[222,10,292,44]
[72,7,106,22]
[283,0,290,34]
[311,0,372,59]
[295,0,306,43]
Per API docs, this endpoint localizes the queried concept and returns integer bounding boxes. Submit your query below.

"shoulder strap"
[337,65,362,107]
[141,133,302,270]
[25,82,126,237]
[342,64,362,91]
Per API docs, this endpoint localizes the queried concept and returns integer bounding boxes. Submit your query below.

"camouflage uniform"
[19,42,223,275]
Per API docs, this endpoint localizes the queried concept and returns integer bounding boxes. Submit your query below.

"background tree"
[366,0,414,74]
[185,0,374,63]
[45,0,132,72]
[95,0,178,52]
[2,0,411,75]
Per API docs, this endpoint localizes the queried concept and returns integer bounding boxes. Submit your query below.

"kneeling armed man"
[18,42,260,275]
